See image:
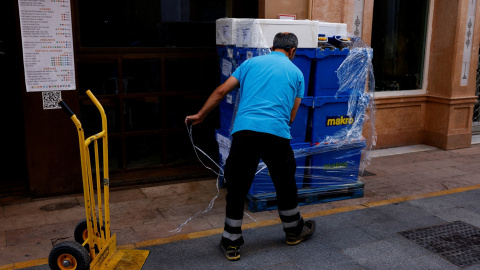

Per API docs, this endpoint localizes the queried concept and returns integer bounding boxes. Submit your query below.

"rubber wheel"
[48,241,90,270]
[73,219,89,245]
[74,219,106,252]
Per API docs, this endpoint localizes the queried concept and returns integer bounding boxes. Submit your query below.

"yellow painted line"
[0,264,14,270]
[363,184,480,208]
[134,234,189,249]
[303,204,367,219]
[187,228,223,239]
[14,259,48,269]
[0,258,49,270]
[242,219,281,230]
[5,183,480,269]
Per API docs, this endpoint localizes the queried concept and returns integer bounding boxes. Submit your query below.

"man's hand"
[184,76,240,127]
[185,114,204,126]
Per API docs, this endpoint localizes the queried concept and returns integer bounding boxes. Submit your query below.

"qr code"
[42,91,62,110]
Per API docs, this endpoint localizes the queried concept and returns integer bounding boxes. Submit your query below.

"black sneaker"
[219,240,241,261]
[285,220,316,245]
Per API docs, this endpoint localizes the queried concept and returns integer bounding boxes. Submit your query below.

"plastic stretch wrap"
[215,19,376,197]
[172,20,375,231]
[216,18,320,48]
[215,18,271,48]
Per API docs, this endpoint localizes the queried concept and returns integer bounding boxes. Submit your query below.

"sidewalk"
[1,136,480,269]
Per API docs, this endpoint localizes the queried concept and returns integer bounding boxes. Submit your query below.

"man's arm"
[289,97,302,125]
[185,76,239,125]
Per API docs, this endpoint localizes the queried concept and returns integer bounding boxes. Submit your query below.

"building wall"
[9,0,480,203]
[264,0,479,150]
[259,0,309,19]
[425,0,479,149]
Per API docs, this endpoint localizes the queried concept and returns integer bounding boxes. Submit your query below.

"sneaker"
[219,241,241,261]
[285,220,316,245]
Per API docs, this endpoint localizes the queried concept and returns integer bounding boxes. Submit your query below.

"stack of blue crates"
[214,20,368,198]
[215,45,316,192]
[304,47,368,188]
[216,45,238,139]
[215,45,235,186]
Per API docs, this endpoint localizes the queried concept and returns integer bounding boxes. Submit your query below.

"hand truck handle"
[58,100,75,117]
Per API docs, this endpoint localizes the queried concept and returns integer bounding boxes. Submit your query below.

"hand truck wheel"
[48,241,90,270]
[74,219,107,252]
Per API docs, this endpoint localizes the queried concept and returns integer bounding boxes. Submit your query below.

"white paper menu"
[18,0,75,92]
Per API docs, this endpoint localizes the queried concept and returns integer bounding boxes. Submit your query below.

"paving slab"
[5,220,77,247]
[5,144,480,269]
[3,197,80,218]
[15,188,480,270]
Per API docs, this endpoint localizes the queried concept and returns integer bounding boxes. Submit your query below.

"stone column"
[425,0,479,149]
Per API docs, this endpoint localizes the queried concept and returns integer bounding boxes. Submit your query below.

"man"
[185,32,316,261]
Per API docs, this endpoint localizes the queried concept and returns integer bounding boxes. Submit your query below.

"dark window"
[0,0,29,197]
[78,0,229,47]
[371,0,430,91]
[74,0,256,183]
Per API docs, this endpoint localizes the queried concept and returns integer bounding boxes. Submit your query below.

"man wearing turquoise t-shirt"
[185,32,316,261]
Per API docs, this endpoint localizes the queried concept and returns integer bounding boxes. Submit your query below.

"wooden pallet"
[247,182,364,212]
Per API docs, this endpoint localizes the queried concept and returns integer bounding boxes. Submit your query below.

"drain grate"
[399,221,480,268]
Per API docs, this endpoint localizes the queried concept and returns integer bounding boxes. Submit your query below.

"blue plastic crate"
[305,139,366,188]
[310,48,350,96]
[234,47,271,66]
[217,45,236,83]
[218,98,236,136]
[292,48,316,97]
[249,142,310,195]
[234,47,313,97]
[214,130,231,187]
[310,95,365,143]
[290,97,313,143]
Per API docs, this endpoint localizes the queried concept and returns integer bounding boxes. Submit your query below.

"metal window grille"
[474,52,480,133]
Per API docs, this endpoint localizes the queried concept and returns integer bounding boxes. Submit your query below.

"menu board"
[18,0,75,92]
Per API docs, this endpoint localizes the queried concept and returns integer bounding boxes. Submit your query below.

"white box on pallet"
[216,18,238,45]
[232,19,258,47]
[317,21,347,38]
[216,18,258,45]
[235,19,319,48]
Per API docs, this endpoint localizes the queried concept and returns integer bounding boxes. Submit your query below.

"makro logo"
[326,115,355,126]
[324,162,348,170]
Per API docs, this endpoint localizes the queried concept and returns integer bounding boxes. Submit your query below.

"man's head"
[272,32,298,60]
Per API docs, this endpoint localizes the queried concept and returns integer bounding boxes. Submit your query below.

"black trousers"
[222,130,304,247]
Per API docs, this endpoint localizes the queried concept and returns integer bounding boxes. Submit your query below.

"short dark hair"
[272,32,298,50]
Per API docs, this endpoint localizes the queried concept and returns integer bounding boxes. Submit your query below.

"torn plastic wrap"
[214,19,376,202]
[250,42,375,197]
[334,39,376,173]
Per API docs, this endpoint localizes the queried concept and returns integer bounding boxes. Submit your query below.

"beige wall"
[310,0,374,45]
[312,0,479,149]
[259,0,479,149]
[259,0,310,19]
[423,0,479,149]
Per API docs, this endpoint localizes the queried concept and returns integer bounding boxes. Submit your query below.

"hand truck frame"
[48,90,149,270]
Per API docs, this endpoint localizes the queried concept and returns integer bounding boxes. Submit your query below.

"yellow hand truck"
[49,90,149,270]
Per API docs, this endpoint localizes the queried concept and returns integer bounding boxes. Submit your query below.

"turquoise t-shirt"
[231,51,305,139]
